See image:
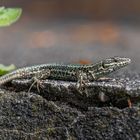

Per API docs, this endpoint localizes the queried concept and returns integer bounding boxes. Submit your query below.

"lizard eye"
[114,58,118,62]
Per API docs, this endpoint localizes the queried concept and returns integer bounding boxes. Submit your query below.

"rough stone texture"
[12,71,140,108]
[0,91,80,140]
[0,71,140,139]
[0,90,140,140]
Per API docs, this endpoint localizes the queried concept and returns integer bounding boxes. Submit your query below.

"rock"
[12,71,140,108]
[0,71,140,139]
[0,90,140,139]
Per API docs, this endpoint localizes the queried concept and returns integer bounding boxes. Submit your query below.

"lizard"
[0,57,131,92]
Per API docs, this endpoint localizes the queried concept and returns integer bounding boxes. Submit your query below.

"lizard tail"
[0,71,20,85]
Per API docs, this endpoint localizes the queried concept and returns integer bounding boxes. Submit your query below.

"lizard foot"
[28,69,50,93]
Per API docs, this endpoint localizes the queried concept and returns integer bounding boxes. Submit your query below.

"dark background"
[0,1,140,71]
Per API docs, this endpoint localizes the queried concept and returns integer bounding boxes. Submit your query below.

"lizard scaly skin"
[0,57,131,87]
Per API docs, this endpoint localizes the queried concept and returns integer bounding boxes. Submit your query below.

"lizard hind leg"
[28,69,50,93]
[28,78,38,93]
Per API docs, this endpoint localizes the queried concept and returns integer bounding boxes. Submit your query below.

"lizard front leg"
[75,70,90,96]
[76,71,89,88]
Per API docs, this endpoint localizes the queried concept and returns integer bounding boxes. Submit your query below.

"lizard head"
[102,57,131,71]
[92,57,131,79]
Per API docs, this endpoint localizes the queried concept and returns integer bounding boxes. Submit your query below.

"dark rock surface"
[0,90,140,140]
[0,71,140,139]
[12,71,140,108]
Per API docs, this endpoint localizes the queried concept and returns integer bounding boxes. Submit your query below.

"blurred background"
[0,0,140,71]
